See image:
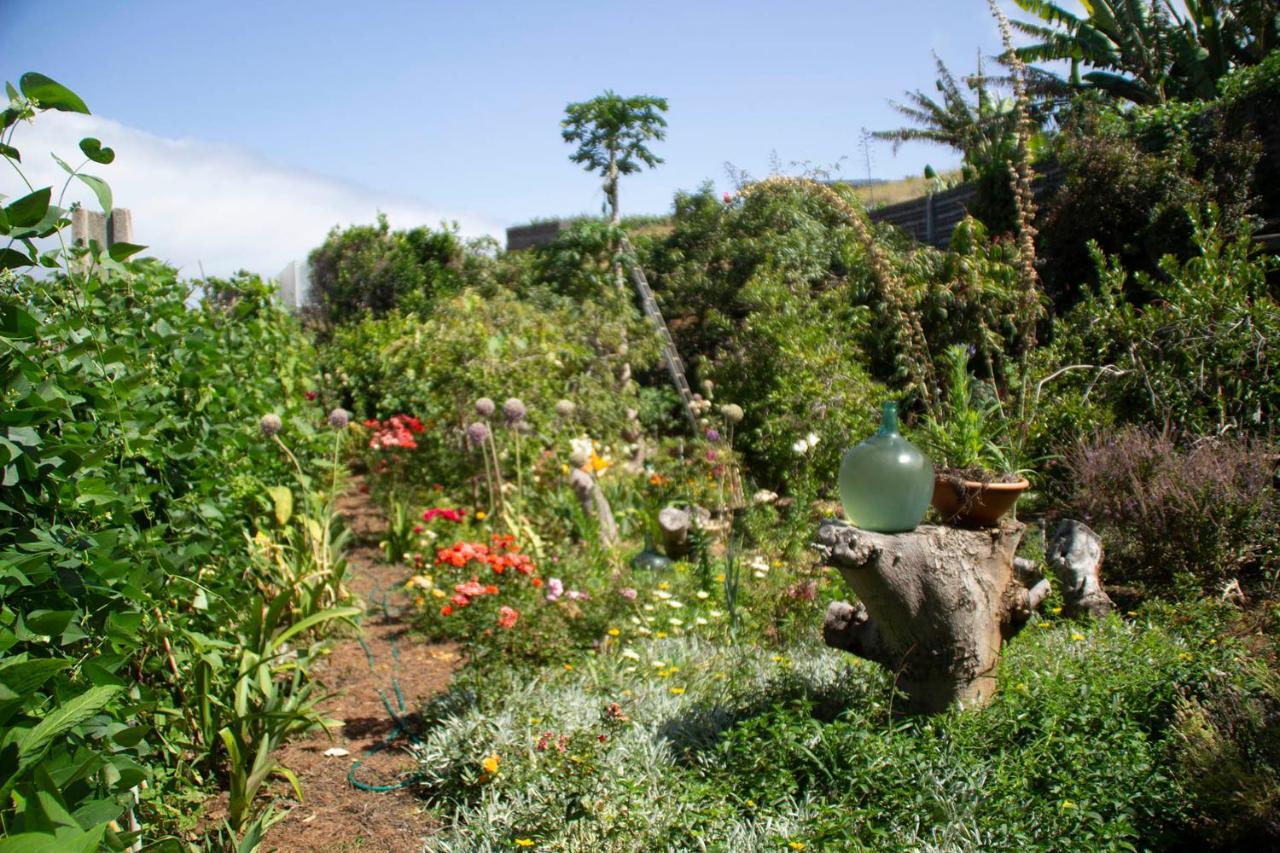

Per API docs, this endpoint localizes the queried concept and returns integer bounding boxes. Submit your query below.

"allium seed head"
[502,397,526,423]
[467,421,491,445]
[474,397,496,418]
[259,413,282,437]
[514,420,532,434]
[328,408,350,429]
[720,404,744,424]
[554,399,576,418]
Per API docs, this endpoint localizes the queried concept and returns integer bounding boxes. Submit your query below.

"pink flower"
[546,577,564,602]
[497,606,519,629]
[450,593,470,607]
[620,587,637,601]
[566,589,590,601]
[722,191,733,204]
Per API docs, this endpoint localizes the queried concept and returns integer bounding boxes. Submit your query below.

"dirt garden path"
[263,480,458,851]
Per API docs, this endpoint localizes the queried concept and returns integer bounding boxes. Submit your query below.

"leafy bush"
[1172,659,1280,846]
[317,285,659,500]
[1,76,355,847]
[1042,210,1280,440]
[1061,428,1279,591]
[1036,122,1259,309]
[307,215,474,325]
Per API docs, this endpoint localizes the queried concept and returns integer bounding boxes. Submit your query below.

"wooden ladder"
[618,236,699,432]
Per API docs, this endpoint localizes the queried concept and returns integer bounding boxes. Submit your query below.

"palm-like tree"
[1008,0,1279,105]
[874,55,1033,181]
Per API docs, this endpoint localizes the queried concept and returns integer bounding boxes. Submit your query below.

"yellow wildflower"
[670,686,685,695]
[1071,632,1085,642]
[607,628,620,637]
[481,754,500,774]
[475,510,488,520]
[789,843,806,851]
[1060,799,1076,810]
[515,839,535,847]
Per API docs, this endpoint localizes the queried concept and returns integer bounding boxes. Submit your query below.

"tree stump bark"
[657,506,691,558]
[814,520,1045,713]
[1046,519,1113,619]
[569,469,618,548]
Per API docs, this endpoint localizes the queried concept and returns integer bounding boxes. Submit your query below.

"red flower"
[497,606,519,629]
[450,593,470,607]
[423,508,466,523]
[531,577,543,588]
[304,390,318,401]
[485,584,499,595]
[441,604,453,616]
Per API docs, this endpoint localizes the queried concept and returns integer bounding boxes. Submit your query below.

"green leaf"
[107,242,146,262]
[5,188,51,228]
[77,138,114,165]
[75,174,111,215]
[18,73,89,114]
[266,485,293,526]
[269,607,361,653]
[0,143,19,162]
[0,248,33,271]
[0,658,71,696]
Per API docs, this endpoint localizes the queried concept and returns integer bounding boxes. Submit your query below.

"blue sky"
[2,1,1012,274]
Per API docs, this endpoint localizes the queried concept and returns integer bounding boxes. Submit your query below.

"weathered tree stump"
[1046,519,1113,619]
[657,506,691,558]
[569,469,618,548]
[814,520,1046,713]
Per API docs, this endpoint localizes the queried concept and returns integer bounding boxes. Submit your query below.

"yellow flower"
[589,452,610,473]
[607,628,620,637]
[657,581,671,591]
[715,574,726,583]
[564,663,574,671]
[789,843,806,851]
[1051,606,1062,615]
[1060,799,1076,810]
[670,686,685,695]
[1071,632,1085,642]
[475,510,488,520]
[655,631,668,639]
[431,588,446,599]
[515,840,535,848]
[481,754,500,774]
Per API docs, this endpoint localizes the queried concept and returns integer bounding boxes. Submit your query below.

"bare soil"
[261,480,458,852]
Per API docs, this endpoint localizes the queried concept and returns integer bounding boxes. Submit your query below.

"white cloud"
[0,112,503,278]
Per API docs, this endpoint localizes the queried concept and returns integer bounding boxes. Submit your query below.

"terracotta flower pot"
[931,473,1030,528]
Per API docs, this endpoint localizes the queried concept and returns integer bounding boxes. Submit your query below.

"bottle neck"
[879,402,899,436]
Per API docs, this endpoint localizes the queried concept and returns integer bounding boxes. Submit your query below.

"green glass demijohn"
[838,401,934,533]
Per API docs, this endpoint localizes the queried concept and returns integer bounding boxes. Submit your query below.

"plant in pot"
[918,345,1029,527]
